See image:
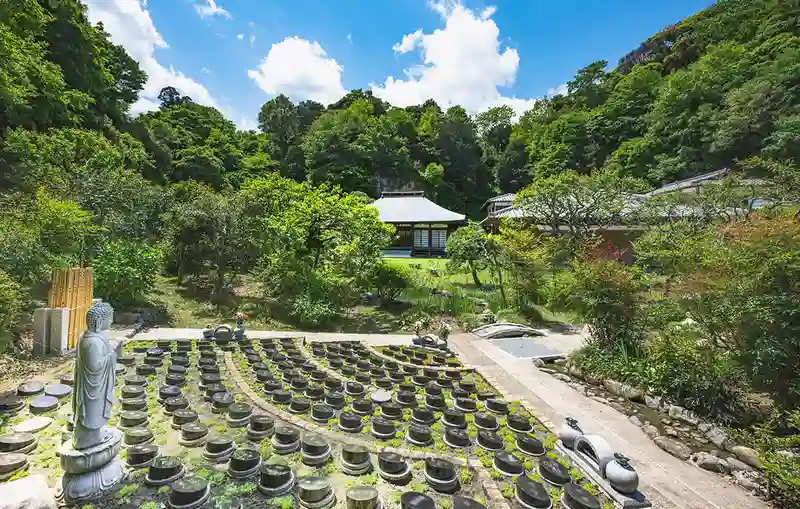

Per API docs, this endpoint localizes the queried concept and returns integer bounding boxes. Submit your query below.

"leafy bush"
[565,260,646,359]
[741,410,800,508]
[0,270,22,354]
[93,240,162,309]
[372,262,412,301]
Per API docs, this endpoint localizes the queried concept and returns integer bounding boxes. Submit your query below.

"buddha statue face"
[85,302,114,334]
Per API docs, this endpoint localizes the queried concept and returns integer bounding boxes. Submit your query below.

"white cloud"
[194,0,231,19]
[547,83,568,97]
[247,36,346,105]
[82,0,220,115]
[372,2,536,116]
[236,117,258,131]
[392,29,422,54]
[236,33,245,40]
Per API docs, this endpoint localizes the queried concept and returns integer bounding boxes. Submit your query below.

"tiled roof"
[371,194,466,223]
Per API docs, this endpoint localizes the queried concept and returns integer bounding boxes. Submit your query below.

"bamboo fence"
[47,267,93,349]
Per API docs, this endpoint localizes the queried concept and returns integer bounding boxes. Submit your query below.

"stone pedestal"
[48,308,70,354]
[57,427,125,504]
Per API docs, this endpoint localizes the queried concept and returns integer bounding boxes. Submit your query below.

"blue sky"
[84,0,714,128]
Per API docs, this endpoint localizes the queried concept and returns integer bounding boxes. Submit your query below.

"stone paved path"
[448,333,769,509]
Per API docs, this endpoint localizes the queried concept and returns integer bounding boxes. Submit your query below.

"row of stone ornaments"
[557,417,648,508]
[546,361,766,492]
[57,300,126,505]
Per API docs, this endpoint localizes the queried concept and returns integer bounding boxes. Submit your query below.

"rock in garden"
[704,426,733,450]
[554,359,566,366]
[603,379,643,402]
[628,415,643,427]
[539,368,556,374]
[732,470,761,492]
[644,394,661,410]
[553,373,571,383]
[725,457,753,472]
[664,427,678,438]
[730,445,762,469]
[668,405,699,425]
[568,365,584,380]
[653,437,692,460]
[642,425,659,438]
[533,358,545,368]
[694,452,729,473]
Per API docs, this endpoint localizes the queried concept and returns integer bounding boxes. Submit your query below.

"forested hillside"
[0,0,797,332]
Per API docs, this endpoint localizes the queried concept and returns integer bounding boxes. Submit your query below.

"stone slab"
[0,474,57,509]
[12,416,54,434]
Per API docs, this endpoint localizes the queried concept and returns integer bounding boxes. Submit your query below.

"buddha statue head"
[86,302,114,334]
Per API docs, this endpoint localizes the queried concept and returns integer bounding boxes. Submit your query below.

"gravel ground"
[0,331,74,391]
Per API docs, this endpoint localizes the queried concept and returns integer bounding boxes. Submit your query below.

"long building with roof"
[371,191,466,257]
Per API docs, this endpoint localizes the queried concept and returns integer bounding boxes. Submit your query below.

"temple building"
[371,191,466,257]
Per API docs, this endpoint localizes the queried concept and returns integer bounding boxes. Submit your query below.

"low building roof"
[371,192,466,224]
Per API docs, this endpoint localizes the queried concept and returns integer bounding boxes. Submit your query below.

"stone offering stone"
[494,451,524,476]
[301,435,331,466]
[474,412,498,431]
[158,385,181,401]
[211,391,234,412]
[424,458,458,493]
[444,428,471,448]
[120,411,148,428]
[516,476,551,509]
[127,443,159,468]
[477,430,504,451]
[0,394,24,413]
[229,448,261,479]
[454,397,476,413]
[120,397,146,411]
[167,364,187,375]
[324,391,345,409]
[124,427,154,446]
[29,395,58,414]
[442,409,467,429]
[517,435,545,456]
[346,486,380,509]
[486,398,509,414]
[378,451,410,483]
[355,373,371,384]
[477,391,496,401]
[351,399,373,416]
[425,394,446,409]
[311,404,334,423]
[203,437,235,462]
[136,365,155,376]
[508,414,533,433]
[124,374,147,386]
[370,389,392,405]
[289,397,311,414]
[396,390,417,407]
[539,457,571,486]
[407,424,432,446]
[563,482,601,509]
[340,444,371,475]
[146,456,185,486]
[117,355,135,366]
[338,412,363,433]
[272,427,300,454]
[425,384,442,396]
[297,476,335,509]
[258,462,295,496]
[0,452,28,480]
[0,432,37,454]
[412,407,435,426]
[401,492,435,509]
[12,416,53,434]
[381,402,402,420]
[371,417,396,439]
[459,380,476,393]
[17,381,44,396]
[122,385,146,400]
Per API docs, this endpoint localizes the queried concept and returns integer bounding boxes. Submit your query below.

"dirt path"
[448,333,769,509]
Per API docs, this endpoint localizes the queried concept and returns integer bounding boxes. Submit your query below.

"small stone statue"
[72,302,118,449]
[59,301,126,504]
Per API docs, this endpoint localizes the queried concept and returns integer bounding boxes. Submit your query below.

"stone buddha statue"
[72,302,119,449]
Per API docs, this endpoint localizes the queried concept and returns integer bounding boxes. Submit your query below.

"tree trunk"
[469,261,482,286]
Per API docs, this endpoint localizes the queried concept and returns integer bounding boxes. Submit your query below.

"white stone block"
[48,308,70,354]
[33,308,51,357]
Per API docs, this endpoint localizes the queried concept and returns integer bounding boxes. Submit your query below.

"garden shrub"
[565,259,646,359]
[0,270,22,354]
[93,240,163,309]
[372,262,412,302]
